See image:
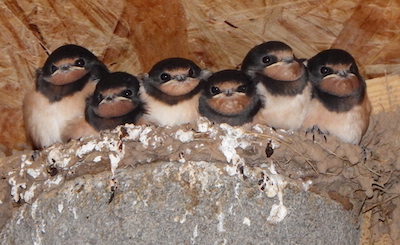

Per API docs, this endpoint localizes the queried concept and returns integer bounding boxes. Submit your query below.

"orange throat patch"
[159,78,200,96]
[263,62,303,82]
[207,94,251,116]
[94,100,136,118]
[48,69,88,86]
[319,74,361,96]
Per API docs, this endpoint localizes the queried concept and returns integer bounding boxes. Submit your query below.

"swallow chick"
[61,72,146,142]
[301,49,372,145]
[199,69,263,127]
[140,57,211,126]
[23,44,108,149]
[86,71,146,131]
[241,41,311,131]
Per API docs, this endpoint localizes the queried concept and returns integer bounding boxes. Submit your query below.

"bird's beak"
[282,56,295,63]
[52,64,84,75]
[114,96,132,102]
[337,70,349,77]
[224,90,235,96]
[175,74,187,82]
[263,57,303,81]
[324,71,354,80]
[52,64,70,75]
[268,56,294,68]
[99,96,131,105]
[213,90,235,98]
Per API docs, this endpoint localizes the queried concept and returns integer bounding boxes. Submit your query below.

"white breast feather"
[257,83,311,130]
[140,86,200,126]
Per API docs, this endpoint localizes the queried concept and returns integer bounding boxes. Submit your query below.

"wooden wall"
[0,0,399,154]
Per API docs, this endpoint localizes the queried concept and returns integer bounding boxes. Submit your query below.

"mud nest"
[0,106,399,243]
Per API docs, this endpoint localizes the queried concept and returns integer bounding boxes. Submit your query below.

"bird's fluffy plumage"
[199,69,263,126]
[301,49,372,144]
[140,57,211,126]
[23,44,108,149]
[241,41,311,130]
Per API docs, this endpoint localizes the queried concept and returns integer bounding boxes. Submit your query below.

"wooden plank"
[120,0,192,72]
[332,0,400,78]
[0,0,400,153]
[365,64,400,77]
[366,75,400,113]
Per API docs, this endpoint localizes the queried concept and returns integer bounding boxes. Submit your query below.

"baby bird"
[23,44,108,149]
[86,71,146,131]
[199,69,263,126]
[241,41,311,131]
[302,49,372,145]
[62,72,146,142]
[140,57,211,126]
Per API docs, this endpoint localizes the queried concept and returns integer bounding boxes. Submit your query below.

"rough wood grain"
[367,74,400,113]
[0,0,399,154]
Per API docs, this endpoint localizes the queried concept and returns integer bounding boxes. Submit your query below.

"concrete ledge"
[1,161,359,244]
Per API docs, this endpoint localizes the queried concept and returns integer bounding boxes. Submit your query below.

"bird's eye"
[160,73,171,82]
[320,66,331,75]
[262,56,272,65]
[124,89,133,97]
[50,64,58,74]
[75,59,86,67]
[188,68,194,77]
[237,85,247,93]
[210,86,221,95]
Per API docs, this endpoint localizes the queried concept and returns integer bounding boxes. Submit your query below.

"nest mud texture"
[1,162,360,245]
[0,106,399,243]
